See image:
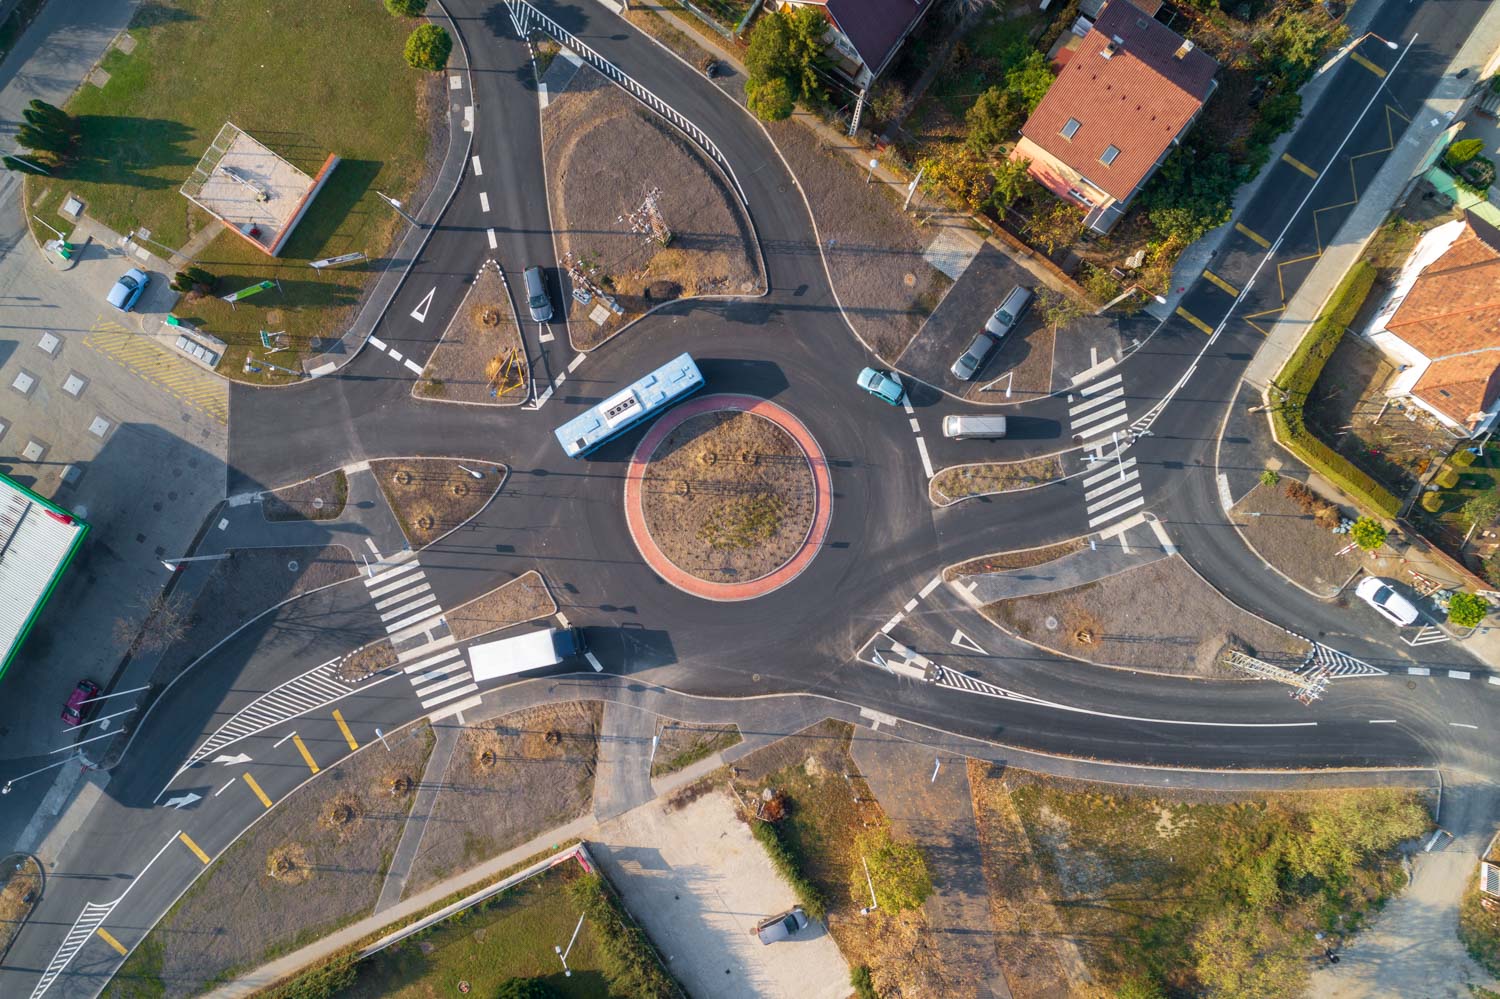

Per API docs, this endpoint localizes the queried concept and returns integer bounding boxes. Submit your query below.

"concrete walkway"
[592,700,657,821]
[372,719,463,913]
[958,519,1172,604]
[851,736,1012,999]
[1304,781,1500,999]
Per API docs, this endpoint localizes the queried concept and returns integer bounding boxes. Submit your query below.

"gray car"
[754,906,809,944]
[951,330,1000,381]
[523,265,553,323]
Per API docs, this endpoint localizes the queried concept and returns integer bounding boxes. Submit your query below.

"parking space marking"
[1350,50,1386,77]
[332,708,359,751]
[1281,152,1318,178]
[84,324,229,424]
[1201,269,1238,296]
[95,928,127,955]
[241,772,273,808]
[178,832,210,864]
[1174,306,1214,336]
[291,734,320,774]
[1235,222,1271,248]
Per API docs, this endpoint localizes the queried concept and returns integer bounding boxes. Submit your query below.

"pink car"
[61,679,99,727]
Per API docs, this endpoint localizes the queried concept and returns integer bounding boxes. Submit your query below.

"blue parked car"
[107,268,150,312]
[857,366,905,406]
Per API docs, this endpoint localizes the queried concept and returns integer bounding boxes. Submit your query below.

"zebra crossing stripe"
[1069,389,1123,416]
[375,581,431,609]
[403,647,463,674]
[1083,458,1136,487]
[369,570,425,598]
[414,673,473,699]
[1085,476,1140,514]
[421,683,480,709]
[1072,400,1127,429]
[380,592,438,623]
[1078,373,1122,396]
[1087,495,1145,528]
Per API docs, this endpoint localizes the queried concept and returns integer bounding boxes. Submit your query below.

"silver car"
[754,906,809,944]
[951,331,999,381]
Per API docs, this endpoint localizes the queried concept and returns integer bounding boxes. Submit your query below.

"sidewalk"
[1245,2,1500,389]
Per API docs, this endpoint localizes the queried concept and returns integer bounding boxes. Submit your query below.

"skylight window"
[1061,118,1081,139]
[1100,145,1121,166]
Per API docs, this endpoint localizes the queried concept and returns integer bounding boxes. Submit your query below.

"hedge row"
[749,820,827,921]
[1270,260,1401,519]
[566,873,682,999]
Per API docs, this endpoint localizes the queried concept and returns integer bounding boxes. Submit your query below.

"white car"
[1355,576,1420,627]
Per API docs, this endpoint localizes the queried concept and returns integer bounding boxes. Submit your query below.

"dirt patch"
[402,702,600,899]
[641,410,815,583]
[542,63,761,350]
[415,261,527,405]
[335,638,396,683]
[967,761,1083,999]
[148,546,361,687]
[767,112,952,362]
[444,570,557,643]
[984,554,1309,676]
[1231,480,1366,597]
[261,469,348,522]
[370,458,504,549]
[0,855,42,958]
[111,724,435,996]
[980,318,1056,397]
[944,538,1088,581]
[931,454,1063,504]
[651,721,741,778]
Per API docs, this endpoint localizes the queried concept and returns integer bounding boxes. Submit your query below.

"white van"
[943,415,1008,439]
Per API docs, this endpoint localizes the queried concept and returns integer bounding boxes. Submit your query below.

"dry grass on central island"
[641,411,813,583]
[415,260,528,405]
[541,63,762,350]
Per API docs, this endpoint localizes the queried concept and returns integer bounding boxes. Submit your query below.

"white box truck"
[467,627,586,682]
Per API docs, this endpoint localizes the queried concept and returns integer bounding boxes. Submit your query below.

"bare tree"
[113,592,191,656]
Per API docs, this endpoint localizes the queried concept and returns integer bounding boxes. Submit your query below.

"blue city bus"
[553,353,705,458]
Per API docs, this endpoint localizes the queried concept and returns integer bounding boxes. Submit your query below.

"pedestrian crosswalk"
[1404,624,1451,647]
[1081,453,1144,530]
[365,556,483,720]
[1071,375,1145,532]
[1070,373,1128,453]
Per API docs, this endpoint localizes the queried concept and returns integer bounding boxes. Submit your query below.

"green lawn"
[343,864,611,998]
[25,0,436,383]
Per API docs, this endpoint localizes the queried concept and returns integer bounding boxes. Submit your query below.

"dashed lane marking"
[1350,50,1386,77]
[291,734,320,774]
[1235,222,1271,248]
[95,928,128,956]
[215,777,236,797]
[1281,152,1318,178]
[178,832,210,864]
[918,575,942,599]
[1201,269,1238,296]
[908,417,919,432]
[332,709,359,751]
[369,335,387,350]
[479,191,490,212]
[404,358,423,375]
[84,324,229,424]
[486,227,497,249]
[388,349,404,362]
[241,772,273,808]
[915,437,934,479]
[1407,666,1431,676]
[1175,306,1214,336]
[471,155,483,175]
[568,352,586,373]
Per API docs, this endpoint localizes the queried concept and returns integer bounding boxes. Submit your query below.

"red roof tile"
[1019,0,1217,202]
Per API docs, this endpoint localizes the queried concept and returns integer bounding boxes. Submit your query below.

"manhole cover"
[1044,616,1059,630]
[312,497,324,510]
[288,560,299,572]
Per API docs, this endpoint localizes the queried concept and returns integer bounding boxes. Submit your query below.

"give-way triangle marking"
[951,629,987,655]
[410,287,436,322]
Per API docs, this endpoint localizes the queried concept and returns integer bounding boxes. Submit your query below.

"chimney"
[1101,35,1124,59]
[1174,39,1195,60]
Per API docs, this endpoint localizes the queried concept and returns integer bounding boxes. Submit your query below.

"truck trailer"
[467,627,586,682]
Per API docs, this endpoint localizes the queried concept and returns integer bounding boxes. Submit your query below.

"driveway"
[589,790,848,999]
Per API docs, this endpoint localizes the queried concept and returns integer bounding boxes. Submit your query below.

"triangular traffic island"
[414,261,528,406]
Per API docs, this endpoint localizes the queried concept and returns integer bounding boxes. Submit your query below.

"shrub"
[1464,491,1500,528]
[1436,466,1460,489]
[403,24,451,70]
[261,955,357,999]
[566,873,678,998]
[744,7,827,113]
[1486,553,1500,589]
[851,966,877,999]
[1452,448,1478,467]
[1350,516,1387,551]
[1449,592,1489,628]
[1422,491,1444,514]
[384,0,427,15]
[746,76,795,122]
[171,266,216,294]
[495,979,560,999]
[1260,469,1281,487]
[852,827,932,913]
[1446,138,1485,166]
[965,86,1020,155]
[750,819,826,920]
[1116,975,1167,999]
[987,156,1034,215]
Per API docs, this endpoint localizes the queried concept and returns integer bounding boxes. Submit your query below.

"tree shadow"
[61,115,198,190]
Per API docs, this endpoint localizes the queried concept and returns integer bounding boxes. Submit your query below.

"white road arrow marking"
[213,753,252,766]
[164,792,202,810]
[950,629,987,655]
[410,287,436,323]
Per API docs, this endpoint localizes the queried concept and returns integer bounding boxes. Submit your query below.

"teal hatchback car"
[857,367,905,406]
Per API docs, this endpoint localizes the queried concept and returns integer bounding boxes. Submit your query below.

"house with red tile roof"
[1013,0,1217,233]
[770,0,937,89]
[1364,213,1500,438]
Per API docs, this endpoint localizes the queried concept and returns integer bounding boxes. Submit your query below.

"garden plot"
[983,555,1309,676]
[541,63,762,350]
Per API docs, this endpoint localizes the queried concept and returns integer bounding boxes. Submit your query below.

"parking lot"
[591,790,849,999]
[0,217,227,764]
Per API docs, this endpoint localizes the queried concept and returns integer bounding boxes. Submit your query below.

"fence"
[504,0,748,206]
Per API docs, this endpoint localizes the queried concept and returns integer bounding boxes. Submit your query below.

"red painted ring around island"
[623,394,832,602]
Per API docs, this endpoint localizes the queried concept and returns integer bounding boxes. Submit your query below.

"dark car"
[951,331,1000,381]
[754,906,809,944]
[61,679,100,727]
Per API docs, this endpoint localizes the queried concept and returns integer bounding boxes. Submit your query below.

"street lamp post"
[161,552,233,572]
[555,913,585,976]
[1317,33,1399,76]
[376,191,421,227]
[2,753,82,795]
[858,855,879,915]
